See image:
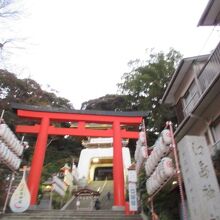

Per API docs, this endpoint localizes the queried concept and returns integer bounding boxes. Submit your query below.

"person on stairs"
[94,198,100,210]
[107,192,111,200]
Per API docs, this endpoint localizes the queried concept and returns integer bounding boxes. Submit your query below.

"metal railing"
[198,41,220,92]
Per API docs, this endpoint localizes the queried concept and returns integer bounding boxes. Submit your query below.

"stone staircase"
[0,210,143,220]
[89,180,113,210]
[61,180,114,211]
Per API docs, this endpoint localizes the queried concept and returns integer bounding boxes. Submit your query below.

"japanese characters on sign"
[128,170,137,183]
[128,182,138,211]
[178,136,220,220]
[9,168,30,213]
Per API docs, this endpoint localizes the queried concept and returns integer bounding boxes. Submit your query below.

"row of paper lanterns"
[0,123,23,171]
[145,129,172,177]
[134,128,175,196]
[144,129,175,195]
[135,129,172,175]
[134,131,148,173]
[146,157,175,195]
[0,124,24,156]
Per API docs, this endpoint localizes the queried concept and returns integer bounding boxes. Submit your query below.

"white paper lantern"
[0,141,6,155]
[141,146,148,159]
[152,146,161,162]
[134,140,141,161]
[158,157,175,181]
[145,156,152,176]
[146,179,152,195]
[4,148,11,163]
[14,158,21,170]
[4,128,12,145]
[11,155,17,169]
[139,131,146,145]
[10,138,17,152]
[1,147,8,160]
[0,124,8,139]
[152,172,160,191]
[17,143,24,156]
[144,161,150,176]
[161,129,172,145]
[156,137,170,156]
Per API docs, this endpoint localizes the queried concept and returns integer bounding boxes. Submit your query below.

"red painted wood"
[16,125,40,133]
[27,117,50,205]
[113,120,125,207]
[16,125,139,138]
[16,110,143,124]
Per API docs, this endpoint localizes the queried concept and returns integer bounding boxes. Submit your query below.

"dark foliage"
[81,94,132,111]
[0,69,82,207]
[118,49,182,142]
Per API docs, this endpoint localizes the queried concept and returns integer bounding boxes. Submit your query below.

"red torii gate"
[12,103,147,209]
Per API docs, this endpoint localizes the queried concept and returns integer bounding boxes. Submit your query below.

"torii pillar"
[27,117,50,205]
[112,120,125,209]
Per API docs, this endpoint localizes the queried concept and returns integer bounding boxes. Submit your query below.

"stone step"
[2,211,139,216]
[1,216,142,220]
[25,210,131,214]
[1,210,142,220]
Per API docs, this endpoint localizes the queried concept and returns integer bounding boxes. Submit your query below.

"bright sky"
[1,0,220,109]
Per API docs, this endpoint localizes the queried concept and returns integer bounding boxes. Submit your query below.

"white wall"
[77,147,131,181]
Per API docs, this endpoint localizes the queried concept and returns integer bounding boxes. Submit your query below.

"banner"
[9,167,30,212]
[128,182,138,211]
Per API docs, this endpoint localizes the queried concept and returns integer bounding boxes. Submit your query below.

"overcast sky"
[1,0,220,109]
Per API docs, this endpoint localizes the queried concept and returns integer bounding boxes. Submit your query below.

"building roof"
[11,102,148,117]
[198,0,220,26]
[161,54,209,105]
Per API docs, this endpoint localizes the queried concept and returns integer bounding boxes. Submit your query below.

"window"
[175,98,184,124]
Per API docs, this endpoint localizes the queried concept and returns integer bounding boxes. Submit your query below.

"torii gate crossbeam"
[12,103,147,210]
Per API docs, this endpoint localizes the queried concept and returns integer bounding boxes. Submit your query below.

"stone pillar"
[178,135,220,220]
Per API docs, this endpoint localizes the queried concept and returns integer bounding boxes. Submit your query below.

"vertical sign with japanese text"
[128,170,137,183]
[178,135,220,220]
[128,182,138,211]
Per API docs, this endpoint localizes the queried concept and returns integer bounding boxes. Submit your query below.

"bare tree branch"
[0,38,13,50]
[0,0,19,18]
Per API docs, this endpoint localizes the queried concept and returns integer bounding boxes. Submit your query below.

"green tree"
[81,94,131,111]
[0,70,73,115]
[118,49,183,219]
[118,48,182,145]
[0,69,76,163]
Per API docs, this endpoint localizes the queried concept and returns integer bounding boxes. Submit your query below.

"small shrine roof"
[73,188,100,197]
